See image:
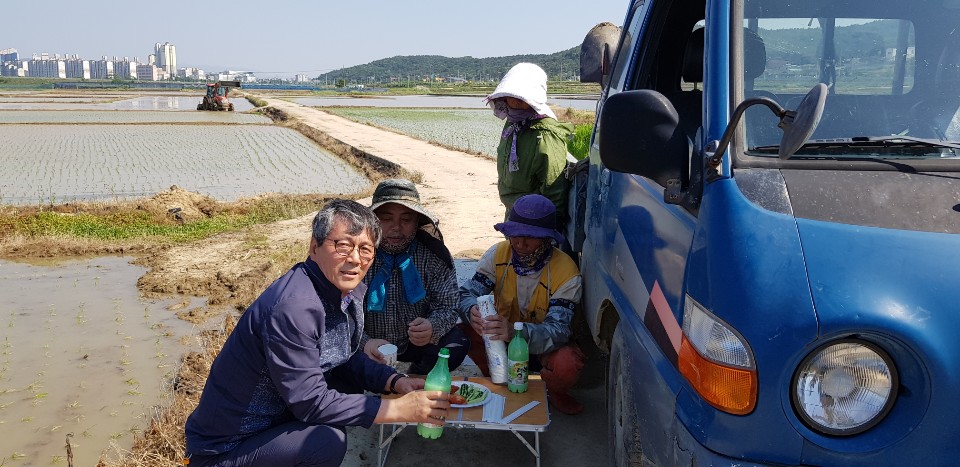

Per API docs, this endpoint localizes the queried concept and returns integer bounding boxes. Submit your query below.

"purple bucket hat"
[495,194,565,244]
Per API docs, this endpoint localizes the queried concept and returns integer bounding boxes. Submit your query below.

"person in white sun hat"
[485,62,575,226]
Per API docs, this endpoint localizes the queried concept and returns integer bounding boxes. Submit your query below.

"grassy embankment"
[0,194,318,251]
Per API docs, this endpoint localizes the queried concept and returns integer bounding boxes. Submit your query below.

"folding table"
[377,375,550,467]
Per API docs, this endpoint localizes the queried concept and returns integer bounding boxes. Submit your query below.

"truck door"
[586,0,705,343]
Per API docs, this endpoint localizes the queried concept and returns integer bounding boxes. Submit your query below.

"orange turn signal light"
[678,335,758,415]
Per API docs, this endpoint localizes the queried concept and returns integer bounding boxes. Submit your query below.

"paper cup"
[378,343,398,367]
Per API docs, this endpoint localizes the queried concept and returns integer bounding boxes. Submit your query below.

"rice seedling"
[75,303,87,325]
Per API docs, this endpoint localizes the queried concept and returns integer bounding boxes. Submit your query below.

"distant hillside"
[317,46,580,84]
[762,19,908,65]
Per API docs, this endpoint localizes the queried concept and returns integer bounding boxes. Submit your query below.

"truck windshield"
[740,0,960,161]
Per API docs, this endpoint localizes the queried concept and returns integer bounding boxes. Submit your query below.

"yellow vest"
[492,241,579,325]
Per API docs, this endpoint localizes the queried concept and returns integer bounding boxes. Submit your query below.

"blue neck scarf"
[367,240,426,312]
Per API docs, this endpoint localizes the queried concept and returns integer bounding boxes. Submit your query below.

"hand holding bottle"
[375,389,448,425]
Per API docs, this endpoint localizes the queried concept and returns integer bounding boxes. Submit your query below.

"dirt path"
[264,97,504,257]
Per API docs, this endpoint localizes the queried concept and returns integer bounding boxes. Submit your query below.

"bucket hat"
[494,194,565,244]
[369,179,437,226]
[484,63,558,120]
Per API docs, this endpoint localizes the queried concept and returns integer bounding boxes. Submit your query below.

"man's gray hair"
[312,199,382,246]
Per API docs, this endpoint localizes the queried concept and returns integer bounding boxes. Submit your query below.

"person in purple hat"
[458,194,586,415]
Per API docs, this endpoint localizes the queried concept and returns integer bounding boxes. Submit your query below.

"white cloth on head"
[484,63,557,120]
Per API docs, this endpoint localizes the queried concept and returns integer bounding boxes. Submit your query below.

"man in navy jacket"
[185,200,449,466]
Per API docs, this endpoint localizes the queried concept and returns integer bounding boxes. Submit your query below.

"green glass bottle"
[507,322,529,393]
[417,348,451,439]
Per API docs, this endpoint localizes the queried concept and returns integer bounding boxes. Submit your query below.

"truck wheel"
[609,335,646,466]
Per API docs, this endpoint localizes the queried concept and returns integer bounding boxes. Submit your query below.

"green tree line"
[318,47,581,84]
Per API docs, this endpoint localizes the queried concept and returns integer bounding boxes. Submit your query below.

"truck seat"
[667,27,705,144]
[743,28,782,148]
[926,28,960,139]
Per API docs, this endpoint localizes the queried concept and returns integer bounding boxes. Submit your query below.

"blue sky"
[4,1,628,77]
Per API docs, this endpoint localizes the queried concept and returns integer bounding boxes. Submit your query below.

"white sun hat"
[484,62,557,120]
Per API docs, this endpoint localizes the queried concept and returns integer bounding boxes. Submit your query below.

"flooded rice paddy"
[0,94,255,112]
[324,107,504,156]
[0,124,366,205]
[0,110,270,124]
[0,91,360,206]
[0,256,201,466]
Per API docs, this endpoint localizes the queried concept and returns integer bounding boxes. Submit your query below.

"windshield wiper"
[755,135,960,152]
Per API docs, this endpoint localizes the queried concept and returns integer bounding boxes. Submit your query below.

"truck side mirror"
[581,22,622,86]
[598,90,691,204]
[710,83,828,165]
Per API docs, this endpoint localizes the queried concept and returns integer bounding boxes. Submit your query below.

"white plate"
[450,381,491,408]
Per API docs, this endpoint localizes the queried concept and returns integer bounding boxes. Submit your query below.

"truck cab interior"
[738,0,960,168]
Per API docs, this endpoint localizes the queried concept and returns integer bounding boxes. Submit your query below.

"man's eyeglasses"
[325,238,376,262]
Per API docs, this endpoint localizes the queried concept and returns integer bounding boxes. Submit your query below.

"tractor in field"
[197,80,241,111]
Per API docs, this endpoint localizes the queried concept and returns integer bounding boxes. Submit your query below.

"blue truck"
[572,0,960,464]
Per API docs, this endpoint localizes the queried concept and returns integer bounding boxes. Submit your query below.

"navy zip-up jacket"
[185,257,396,456]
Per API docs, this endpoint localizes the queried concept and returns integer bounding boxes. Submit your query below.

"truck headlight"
[679,296,757,415]
[792,340,898,435]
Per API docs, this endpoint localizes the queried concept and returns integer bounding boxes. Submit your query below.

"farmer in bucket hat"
[486,63,575,224]
[458,194,586,415]
[360,179,469,374]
